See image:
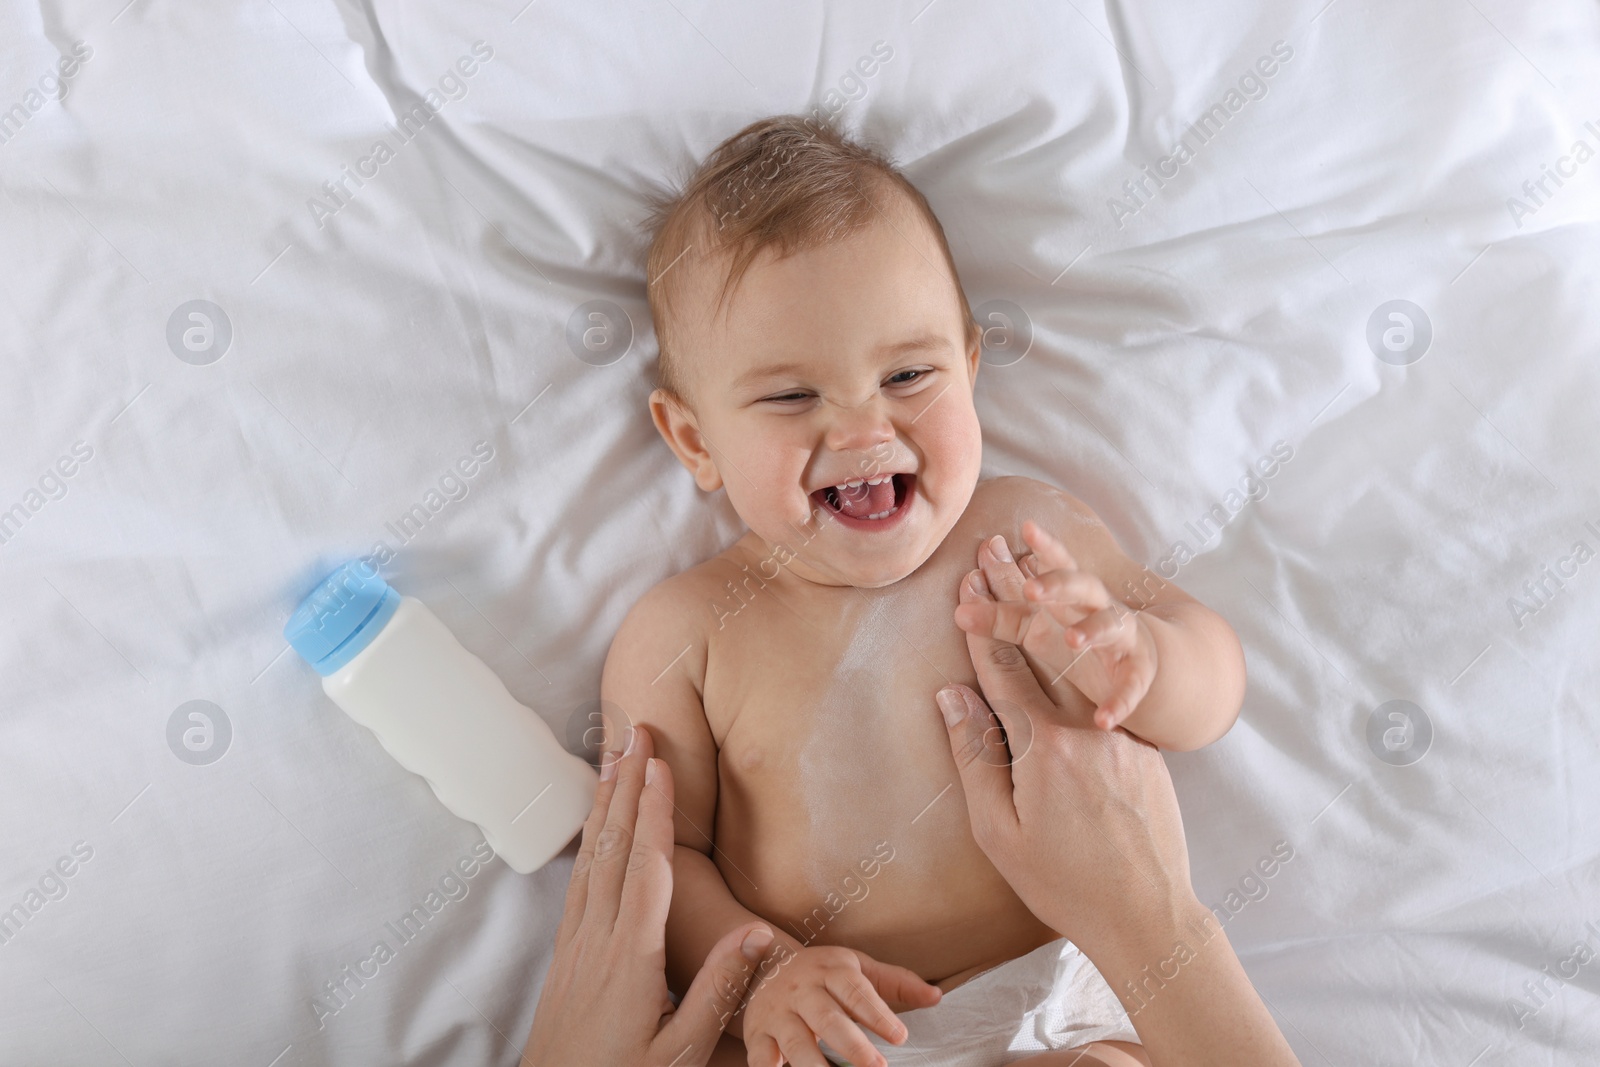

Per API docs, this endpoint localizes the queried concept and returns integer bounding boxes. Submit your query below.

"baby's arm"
[960,479,1245,752]
[598,579,771,1012]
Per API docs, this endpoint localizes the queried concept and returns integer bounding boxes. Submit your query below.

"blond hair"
[642,115,979,400]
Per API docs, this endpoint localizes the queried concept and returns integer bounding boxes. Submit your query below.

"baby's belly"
[710,680,1059,984]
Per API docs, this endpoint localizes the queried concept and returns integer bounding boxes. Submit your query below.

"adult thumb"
[937,685,1017,839]
[657,922,773,1063]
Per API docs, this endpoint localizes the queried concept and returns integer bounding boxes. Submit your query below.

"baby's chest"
[702,564,982,821]
[696,555,1047,958]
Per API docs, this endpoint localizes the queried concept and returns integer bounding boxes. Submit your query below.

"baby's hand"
[740,943,940,1067]
[955,520,1158,731]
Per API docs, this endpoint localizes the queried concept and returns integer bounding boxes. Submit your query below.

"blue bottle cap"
[284,561,401,676]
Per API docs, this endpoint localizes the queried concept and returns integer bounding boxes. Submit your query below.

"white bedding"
[2,0,1597,1063]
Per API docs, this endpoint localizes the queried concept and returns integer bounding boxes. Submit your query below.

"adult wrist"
[1069,892,1219,996]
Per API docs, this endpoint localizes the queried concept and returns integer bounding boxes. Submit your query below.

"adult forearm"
[1076,894,1300,1067]
[668,845,798,1038]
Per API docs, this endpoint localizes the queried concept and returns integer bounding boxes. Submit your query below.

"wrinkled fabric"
[1,0,1597,1064]
[822,938,1138,1066]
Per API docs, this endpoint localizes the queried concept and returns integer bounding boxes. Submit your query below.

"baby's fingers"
[823,969,907,1046]
[1021,519,1080,573]
[1065,604,1135,652]
[856,955,942,1012]
[1024,569,1111,615]
[801,1001,886,1067]
[771,1014,840,1067]
[1097,653,1157,731]
[743,1030,783,1067]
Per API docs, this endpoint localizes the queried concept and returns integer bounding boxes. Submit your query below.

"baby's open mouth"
[812,473,913,522]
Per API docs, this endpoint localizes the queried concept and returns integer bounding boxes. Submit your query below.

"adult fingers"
[554,741,625,952]
[937,684,1017,842]
[953,588,1048,648]
[976,534,1027,602]
[657,921,773,1064]
[958,568,1061,730]
[953,571,1051,765]
[614,753,676,955]
[585,724,651,932]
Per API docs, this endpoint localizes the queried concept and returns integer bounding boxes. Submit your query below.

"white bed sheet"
[1,0,1597,1063]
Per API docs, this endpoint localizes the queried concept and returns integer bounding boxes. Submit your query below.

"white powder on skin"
[795,589,906,896]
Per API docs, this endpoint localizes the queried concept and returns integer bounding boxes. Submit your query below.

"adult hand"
[936,536,1302,1067]
[522,724,774,1067]
[939,554,1192,957]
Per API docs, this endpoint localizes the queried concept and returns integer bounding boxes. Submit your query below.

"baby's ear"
[649,388,725,492]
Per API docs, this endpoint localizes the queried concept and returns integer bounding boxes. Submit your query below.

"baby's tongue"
[835,479,894,519]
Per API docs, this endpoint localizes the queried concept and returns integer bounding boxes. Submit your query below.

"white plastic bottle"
[284,561,596,874]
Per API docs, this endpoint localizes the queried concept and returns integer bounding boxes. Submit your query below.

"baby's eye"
[763,392,811,404]
[886,369,926,386]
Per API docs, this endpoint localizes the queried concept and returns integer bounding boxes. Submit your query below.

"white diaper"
[820,937,1139,1066]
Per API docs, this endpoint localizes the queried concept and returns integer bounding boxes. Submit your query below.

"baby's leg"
[1012,1040,1151,1066]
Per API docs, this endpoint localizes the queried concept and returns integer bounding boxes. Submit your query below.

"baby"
[603,116,1246,1067]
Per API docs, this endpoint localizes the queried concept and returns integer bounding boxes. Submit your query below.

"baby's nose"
[823,397,896,452]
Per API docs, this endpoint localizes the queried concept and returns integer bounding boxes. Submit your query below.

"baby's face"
[653,200,982,589]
